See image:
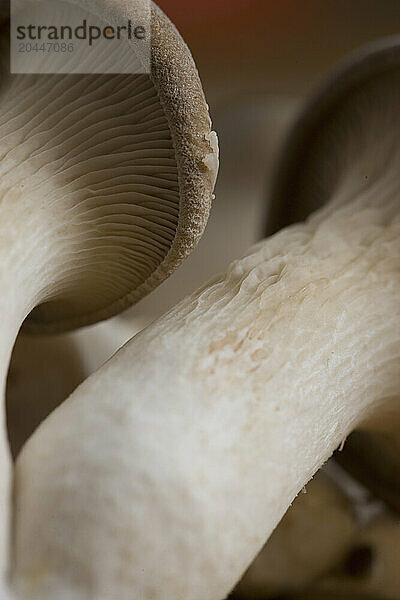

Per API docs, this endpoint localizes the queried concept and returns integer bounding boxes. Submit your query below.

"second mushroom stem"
[11,153,400,600]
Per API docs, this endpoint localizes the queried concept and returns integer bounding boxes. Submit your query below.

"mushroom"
[0,0,217,590]
[12,36,400,600]
[265,36,400,515]
[232,473,356,599]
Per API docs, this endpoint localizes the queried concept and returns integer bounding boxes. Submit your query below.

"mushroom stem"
[12,167,400,599]
[0,196,60,581]
[0,325,18,588]
[0,237,42,582]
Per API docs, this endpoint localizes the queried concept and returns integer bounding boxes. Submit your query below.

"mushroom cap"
[2,1,218,333]
[267,35,400,234]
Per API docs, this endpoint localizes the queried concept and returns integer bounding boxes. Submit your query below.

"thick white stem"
[0,266,37,594]
[0,185,60,592]
[0,321,16,593]
[12,172,400,600]
[0,99,74,590]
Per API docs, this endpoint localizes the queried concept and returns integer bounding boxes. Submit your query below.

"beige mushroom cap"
[1,0,218,333]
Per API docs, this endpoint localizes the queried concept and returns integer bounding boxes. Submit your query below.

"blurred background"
[6,2,400,598]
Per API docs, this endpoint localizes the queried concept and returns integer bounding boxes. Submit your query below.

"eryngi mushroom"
[13,33,400,600]
[0,0,217,592]
[266,35,400,518]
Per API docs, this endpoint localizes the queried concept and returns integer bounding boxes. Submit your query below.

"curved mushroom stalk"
[12,190,400,599]
[0,0,217,591]
[0,135,78,587]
